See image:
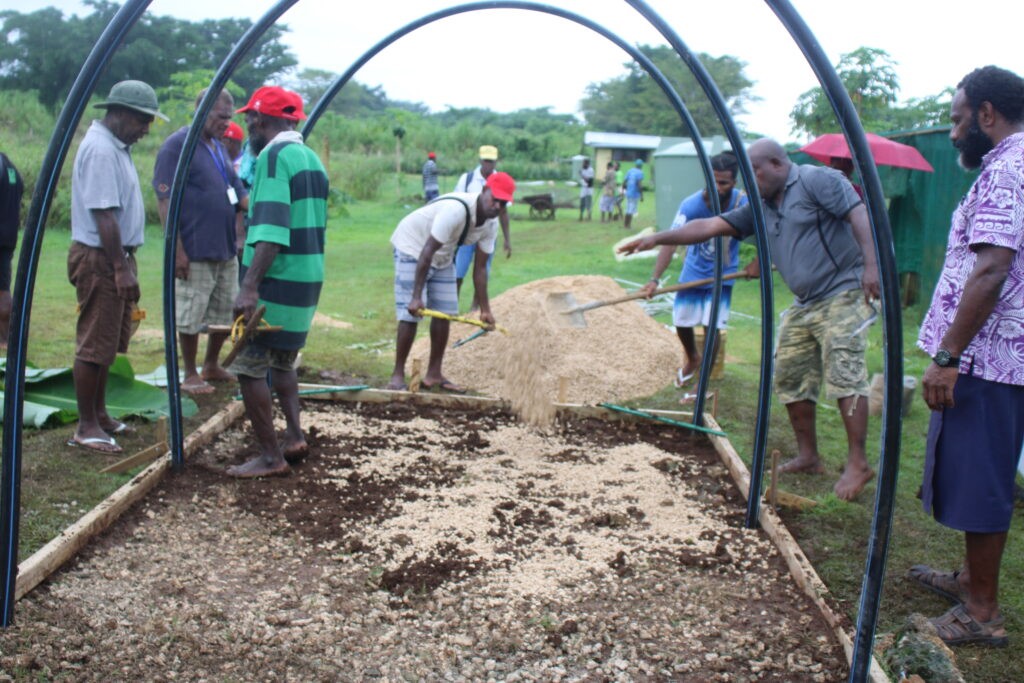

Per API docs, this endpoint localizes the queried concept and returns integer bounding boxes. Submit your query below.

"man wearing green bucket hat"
[67,80,166,454]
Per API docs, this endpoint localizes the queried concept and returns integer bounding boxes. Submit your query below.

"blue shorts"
[673,286,732,329]
[626,197,640,216]
[922,373,1024,533]
[454,243,493,280]
[393,250,458,323]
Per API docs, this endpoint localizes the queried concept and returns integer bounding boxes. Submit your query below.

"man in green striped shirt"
[226,86,328,479]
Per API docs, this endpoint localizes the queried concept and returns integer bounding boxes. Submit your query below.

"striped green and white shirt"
[242,131,329,350]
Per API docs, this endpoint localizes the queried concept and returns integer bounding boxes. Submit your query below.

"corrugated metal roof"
[583,131,663,149]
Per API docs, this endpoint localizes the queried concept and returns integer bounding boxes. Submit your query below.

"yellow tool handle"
[419,308,508,334]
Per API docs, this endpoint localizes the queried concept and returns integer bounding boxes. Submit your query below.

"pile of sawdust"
[410,275,680,405]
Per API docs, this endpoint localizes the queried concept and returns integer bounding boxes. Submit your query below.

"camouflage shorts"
[774,288,873,404]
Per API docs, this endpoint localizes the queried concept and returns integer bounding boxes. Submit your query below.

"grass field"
[9,174,1023,680]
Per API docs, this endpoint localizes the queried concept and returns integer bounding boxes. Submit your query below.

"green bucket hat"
[94,80,169,121]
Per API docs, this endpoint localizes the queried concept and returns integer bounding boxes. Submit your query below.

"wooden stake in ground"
[99,418,169,474]
[409,358,422,393]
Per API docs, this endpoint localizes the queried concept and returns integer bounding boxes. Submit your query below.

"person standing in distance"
[622,159,645,230]
[423,151,440,202]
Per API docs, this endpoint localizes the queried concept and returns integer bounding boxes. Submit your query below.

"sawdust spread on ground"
[411,275,679,406]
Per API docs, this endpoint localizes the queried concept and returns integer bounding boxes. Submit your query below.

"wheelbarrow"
[522,193,556,220]
[547,272,748,328]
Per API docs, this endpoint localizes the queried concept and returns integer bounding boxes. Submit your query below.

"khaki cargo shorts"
[774,288,873,404]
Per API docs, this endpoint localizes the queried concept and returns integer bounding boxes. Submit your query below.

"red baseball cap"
[223,121,244,141]
[236,86,307,121]
[428,151,436,159]
[485,171,516,202]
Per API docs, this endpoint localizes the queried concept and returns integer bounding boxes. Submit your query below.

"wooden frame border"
[15,401,245,600]
[16,387,890,680]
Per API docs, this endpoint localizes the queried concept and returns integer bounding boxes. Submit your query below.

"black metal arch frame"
[0,1,904,680]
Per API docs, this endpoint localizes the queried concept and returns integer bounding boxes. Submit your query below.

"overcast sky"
[4,0,1022,143]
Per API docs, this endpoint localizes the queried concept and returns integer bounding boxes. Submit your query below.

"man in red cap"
[386,171,515,392]
[222,120,245,174]
[422,151,439,202]
[225,85,330,478]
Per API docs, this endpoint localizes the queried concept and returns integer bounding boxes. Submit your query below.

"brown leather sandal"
[930,604,1008,647]
[908,564,969,604]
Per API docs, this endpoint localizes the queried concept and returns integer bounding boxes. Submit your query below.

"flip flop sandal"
[908,564,968,604]
[929,604,1009,648]
[107,421,134,434]
[66,435,123,454]
[423,380,467,394]
[673,368,695,388]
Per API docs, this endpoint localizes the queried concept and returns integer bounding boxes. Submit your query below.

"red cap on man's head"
[223,121,244,141]
[485,171,516,202]
[428,152,436,159]
[236,86,307,121]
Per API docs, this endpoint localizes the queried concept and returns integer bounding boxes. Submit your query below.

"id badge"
[227,187,239,205]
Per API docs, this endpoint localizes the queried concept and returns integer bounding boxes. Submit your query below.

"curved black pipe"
[765,2,904,680]
[0,0,154,627]
[623,0,776,529]
[303,0,728,417]
[161,0,300,469]
[302,1,727,425]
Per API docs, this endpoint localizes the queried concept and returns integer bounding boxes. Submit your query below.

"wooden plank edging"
[15,400,245,600]
[702,413,890,683]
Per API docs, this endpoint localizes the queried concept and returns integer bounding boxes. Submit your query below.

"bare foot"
[181,377,215,395]
[283,440,309,464]
[225,454,290,479]
[834,465,875,501]
[778,455,826,475]
[201,366,235,382]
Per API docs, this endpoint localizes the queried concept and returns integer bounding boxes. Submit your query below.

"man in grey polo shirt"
[619,138,881,501]
[67,80,167,453]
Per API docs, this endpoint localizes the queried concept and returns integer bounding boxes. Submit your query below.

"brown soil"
[1,399,847,681]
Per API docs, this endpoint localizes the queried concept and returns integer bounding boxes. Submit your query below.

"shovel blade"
[545,291,587,328]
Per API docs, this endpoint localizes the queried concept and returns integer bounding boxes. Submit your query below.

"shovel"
[419,308,509,334]
[550,272,748,328]
[219,305,283,368]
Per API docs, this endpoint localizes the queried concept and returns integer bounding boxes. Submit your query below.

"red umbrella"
[799,132,934,172]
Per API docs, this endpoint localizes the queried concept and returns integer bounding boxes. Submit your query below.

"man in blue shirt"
[153,89,248,395]
[622,159,645,230]
[642,152,757,387]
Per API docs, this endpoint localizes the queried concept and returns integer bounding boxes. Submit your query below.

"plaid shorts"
[227,341,299,379]
[393,250,458,323]
[175,259,239,334]
[774,288,873,404]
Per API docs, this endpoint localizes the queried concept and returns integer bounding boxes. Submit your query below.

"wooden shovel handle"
[573,271,748,313]
[220,305,266,369]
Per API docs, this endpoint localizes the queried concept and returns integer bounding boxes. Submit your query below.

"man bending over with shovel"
[620,138,880,502]
[386,171,515,392]
[225,86,329,479]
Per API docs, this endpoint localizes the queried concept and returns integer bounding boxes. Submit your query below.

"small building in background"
[583,131,666,174]
[652,135,748,232]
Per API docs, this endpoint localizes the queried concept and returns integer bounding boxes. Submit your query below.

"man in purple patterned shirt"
[909,66,1024,648]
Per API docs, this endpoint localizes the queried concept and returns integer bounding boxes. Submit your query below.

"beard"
[249,132,269,155]
[955,117,994,170]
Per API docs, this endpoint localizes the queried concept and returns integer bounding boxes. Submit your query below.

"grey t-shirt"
[722,164,863,305]
[71,120,145,248]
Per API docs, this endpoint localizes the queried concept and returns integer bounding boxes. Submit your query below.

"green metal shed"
[652,136,746,231]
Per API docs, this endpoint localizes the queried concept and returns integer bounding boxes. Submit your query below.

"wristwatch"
[932,349,960,368]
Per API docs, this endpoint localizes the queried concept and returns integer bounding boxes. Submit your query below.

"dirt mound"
[411,275,679,405]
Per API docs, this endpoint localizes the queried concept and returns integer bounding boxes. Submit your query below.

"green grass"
[10,176,1023,680]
